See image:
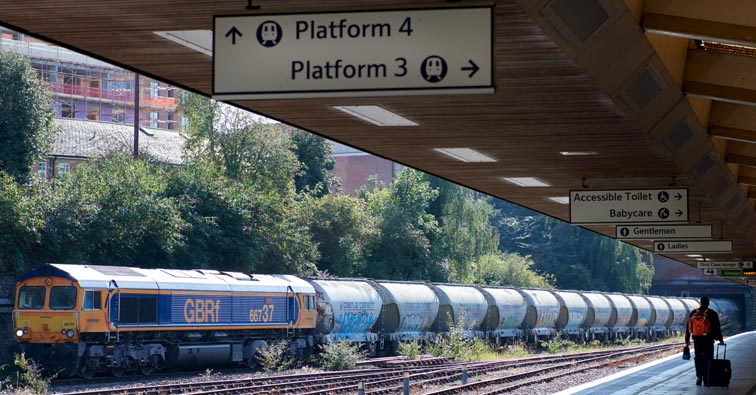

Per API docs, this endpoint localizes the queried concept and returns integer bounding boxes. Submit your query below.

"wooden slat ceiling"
[2,0,756,280]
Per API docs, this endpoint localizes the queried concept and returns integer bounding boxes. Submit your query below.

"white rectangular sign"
[615,224,711,239]
[653,240,732,253]
[697,261,754,270]
[213,7,494,100]
[570,189,688,224]
[702,268,718,276]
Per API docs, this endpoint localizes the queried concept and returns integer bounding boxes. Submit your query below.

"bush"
[425,312,494,362]
[0,354,54,395]
[397,340,421,361]
[256,340,295,372]
[541,336,576,354]
[319,342,363,371]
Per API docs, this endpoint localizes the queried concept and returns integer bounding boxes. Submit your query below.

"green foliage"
[300,194,378,276]
[493,200,654,293]
[0,173,45,274]
[397,340,421,361]
[360,169,445,280]
[0,353,55,395]
[39,155,186,267]
[288,127,336,196]
[470,252,553,288]
[0,50,56,183]
[541,335,577,354]
[319,342,363,371]
[423,176,499,281]
[426,312,488,362]
[256,340,295,372]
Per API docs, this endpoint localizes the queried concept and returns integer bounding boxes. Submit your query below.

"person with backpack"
[685,296,725,386]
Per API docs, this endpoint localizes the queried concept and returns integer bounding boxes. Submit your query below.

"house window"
[61,103,73,118]
[37,162,47,180]
[58,162,70,178]
[87,104,100,121]
[150,81,159,98]
[150,112,159,128]
[167,112,174,129]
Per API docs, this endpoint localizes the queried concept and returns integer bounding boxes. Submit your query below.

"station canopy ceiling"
[3,0,756,280]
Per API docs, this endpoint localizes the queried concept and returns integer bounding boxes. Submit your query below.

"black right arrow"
[461,60,479,78]
[225,26,242,45]
[675,209,683,217]
[675,193,683,200]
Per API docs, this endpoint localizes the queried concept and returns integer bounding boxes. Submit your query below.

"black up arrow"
[226,26,242,45]
[461,60,479,78]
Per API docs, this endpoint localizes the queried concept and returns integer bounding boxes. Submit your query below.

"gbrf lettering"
[184,299,220,323]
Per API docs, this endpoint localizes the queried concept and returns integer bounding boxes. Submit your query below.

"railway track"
[52,343,681,395]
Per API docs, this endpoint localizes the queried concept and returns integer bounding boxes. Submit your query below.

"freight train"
[12,264,740,378]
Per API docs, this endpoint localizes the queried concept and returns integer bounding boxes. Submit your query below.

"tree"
[288,127,335,196]
[300,194,378,276]
[470,252,553,288]
[0,50,56,182]
[39,155,186,267]
[360,169,445,281]
[423,176,499,282]
[0,172,45,274]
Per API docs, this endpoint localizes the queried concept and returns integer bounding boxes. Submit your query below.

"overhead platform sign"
[697,261,753,270]
[570,188,688,224]
[616,224,711,240]
[213,7,494,100]
[653,240,732,253]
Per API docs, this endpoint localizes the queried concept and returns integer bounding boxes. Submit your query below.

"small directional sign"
[743,270,756,277]
[213,7,494,100]
[570,188,688,224]
[697,261,754,270]
[653,240,732,253]
[702,268,718,276]
[616,224,711,240]
[720,269,743,277]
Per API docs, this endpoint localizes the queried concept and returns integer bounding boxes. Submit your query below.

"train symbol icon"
[421,56,447,83]
[257,21,282,47]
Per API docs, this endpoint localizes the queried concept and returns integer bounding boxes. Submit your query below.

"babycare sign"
[213,7,494,99]
[570,188,688,224]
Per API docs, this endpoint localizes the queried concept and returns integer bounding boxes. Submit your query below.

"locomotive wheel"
[79,360,96,379]
[140,364,154,376]
[111,366,125,377]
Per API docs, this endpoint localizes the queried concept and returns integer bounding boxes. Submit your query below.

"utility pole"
[133,73,140,158]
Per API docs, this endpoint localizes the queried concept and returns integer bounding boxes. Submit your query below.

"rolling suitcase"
[707,343,731,388]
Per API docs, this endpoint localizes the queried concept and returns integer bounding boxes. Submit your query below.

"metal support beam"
[710,126,756,144]
[727,154,756,168]
[643,13,756,47]
[685,49,756,106]
[739,176,756,186]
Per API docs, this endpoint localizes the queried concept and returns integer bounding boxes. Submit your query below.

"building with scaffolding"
[0,27,183,131]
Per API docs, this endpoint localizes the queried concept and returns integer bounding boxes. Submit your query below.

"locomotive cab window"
[18,286,45,309]
[305,295,316,311]
[83,290,102,310]
[50,286,77,310]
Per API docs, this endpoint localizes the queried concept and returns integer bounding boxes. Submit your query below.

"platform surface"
[556,331,756,395]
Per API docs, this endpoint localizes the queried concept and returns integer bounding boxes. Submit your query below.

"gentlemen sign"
[615,224,711,240]
[570,189,688,224]
[213,7,494,100]
[653,240,732,253]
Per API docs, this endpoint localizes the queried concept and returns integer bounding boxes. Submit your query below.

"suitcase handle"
[716,343,726,360]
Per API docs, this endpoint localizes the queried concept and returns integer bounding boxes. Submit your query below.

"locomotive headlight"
[66,330,75,338]
[15,329,24,337]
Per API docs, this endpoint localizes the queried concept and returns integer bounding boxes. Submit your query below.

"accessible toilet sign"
[570,188,688,224]
[213,7,494,100]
